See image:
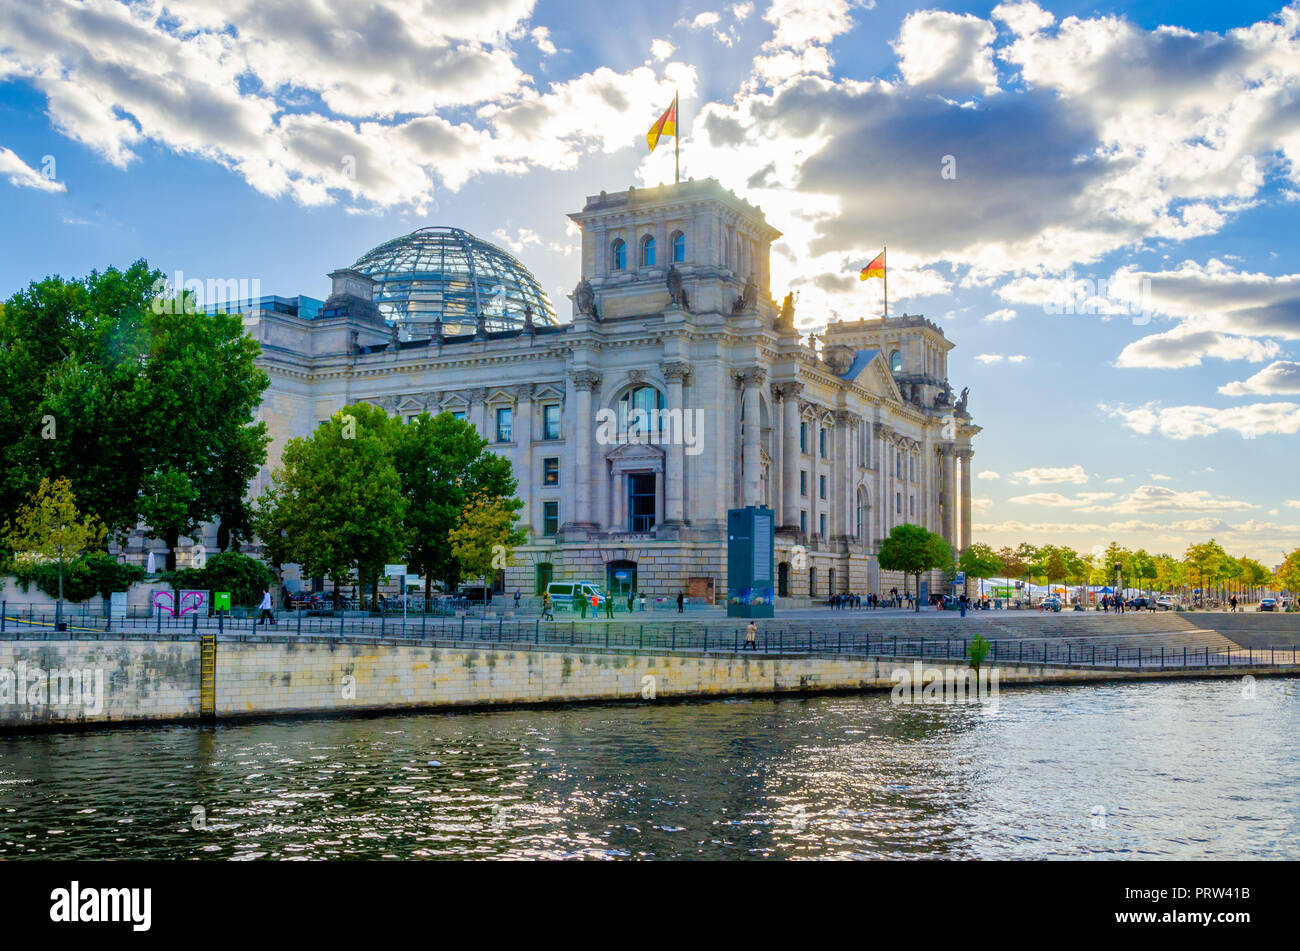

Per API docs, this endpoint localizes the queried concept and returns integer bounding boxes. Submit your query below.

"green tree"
[2,477,105,626]
[0,264,270,561]
[1275,549,1300,599]
[958,542,1003,597]
[1184,540,1227,605]
[1129,549,1157,594]
[878,523,952,612]
[1237,557,1272,601]
[394,411,522,608]
[449,493,529,584]
[253,405,409,610]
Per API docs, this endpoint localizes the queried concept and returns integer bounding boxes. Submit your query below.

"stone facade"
[180,178,982,600]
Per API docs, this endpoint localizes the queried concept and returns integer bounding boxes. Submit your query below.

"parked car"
[1155,595,1180,611]
[545,581,608,612]
[1041,595,1062,613]
[1259,597,1277,612]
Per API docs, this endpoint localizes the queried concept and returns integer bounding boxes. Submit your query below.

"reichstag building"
[234,178,980,601]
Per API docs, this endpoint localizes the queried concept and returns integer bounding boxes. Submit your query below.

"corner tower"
[567,178,782,320]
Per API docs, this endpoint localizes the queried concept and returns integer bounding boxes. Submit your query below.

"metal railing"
[3,603,1299,671]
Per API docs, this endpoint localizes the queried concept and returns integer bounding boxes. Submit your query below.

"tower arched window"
[671,231,685,263]
[611,239,627,270]
[889,350,902,373]
[641,234,656,267]
[617,384,666,438]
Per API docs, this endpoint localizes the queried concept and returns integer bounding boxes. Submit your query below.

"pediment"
[606,441,667,464]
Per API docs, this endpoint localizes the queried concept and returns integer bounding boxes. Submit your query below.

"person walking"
[604,592,614,619]
[1229,595,1238,613]
[959,593,968,618]
[579,593,588,620]
[744,620,758,651]
[677,591,684,614]
[257,588,276,626]
[628,590,635,613]
[513,590,521,611]
[541,591,554,621]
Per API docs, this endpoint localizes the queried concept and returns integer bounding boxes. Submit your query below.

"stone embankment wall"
[0,637,1295,729]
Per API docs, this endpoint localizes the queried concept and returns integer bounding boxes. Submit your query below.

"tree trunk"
[165,530,180,571]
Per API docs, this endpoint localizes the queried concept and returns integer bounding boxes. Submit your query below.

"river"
[2,677,1297,859]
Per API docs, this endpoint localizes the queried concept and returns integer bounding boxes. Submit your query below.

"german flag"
[860,250,885,281]
[646,100,677,152]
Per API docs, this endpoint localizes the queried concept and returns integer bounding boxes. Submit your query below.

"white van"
[545,582,608,612]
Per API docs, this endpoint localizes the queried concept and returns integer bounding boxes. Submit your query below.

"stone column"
[738,367,766,507]
[778,383,802,532]
[516,384,534,530]
[833,410,852,542]
[939,444,956,547]
[468,388,487,438]
[957,448,974,551]
[661,360,691,527]
[569,370,601,530]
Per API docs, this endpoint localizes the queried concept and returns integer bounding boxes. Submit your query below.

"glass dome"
[351,226,558,337]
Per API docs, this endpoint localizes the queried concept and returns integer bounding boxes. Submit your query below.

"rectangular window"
[800,422,807,453]
[819,475,826,500]
[896,492,902,515]
[406,414,420,425]
[542,404,561,440]
[819,428,827,458]
[800,511,807,533]
[909,496,915,517]
[452,410,466,422]
[543,457,559,486]
[495,406,513,443]
[800,471,807,496]
[542,501,559,536]
[819,513,827,537]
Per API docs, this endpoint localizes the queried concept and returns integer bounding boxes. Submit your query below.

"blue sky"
[2,0,1299,565]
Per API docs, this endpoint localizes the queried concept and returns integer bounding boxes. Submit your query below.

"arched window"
[671,230,685,263]
[617,384,666,438]
[611,239,627,270]
[889,350,902,373]
[640,234,656,267]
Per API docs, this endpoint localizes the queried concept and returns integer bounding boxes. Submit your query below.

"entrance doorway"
[607,560,638,597]
[628,473,656,532]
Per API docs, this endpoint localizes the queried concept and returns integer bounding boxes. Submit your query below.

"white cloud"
[0,147,64,192]
[532,26,557,56]
[991,2,1055,37]
[893,10,999,96]
[1219,360,1300,395]
[1012,464,1089,485]
[976,470,1000,480]
[1115,322,1282,369]
[0,0,694,211]
[1009,484,1254,513]
[983,307,1016,321]
[651,39,675,60]
[1103,400,1300,439]
[1150,473,1172,481]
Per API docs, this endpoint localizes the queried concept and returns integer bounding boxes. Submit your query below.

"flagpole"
[883,244,888,318]
[674,89,680,185]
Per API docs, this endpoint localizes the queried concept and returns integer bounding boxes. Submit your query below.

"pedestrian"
[592,593,600,619]
[744,620,758,651]
[514,590,521,611]
[604,592,613,619]
[677,591,684,613]
[960,594,968,618]
[541,591,554,621]
[257,588,276,626]
[579,593,588,619]
[1229,595,1237,613]
[628,590,635,613]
